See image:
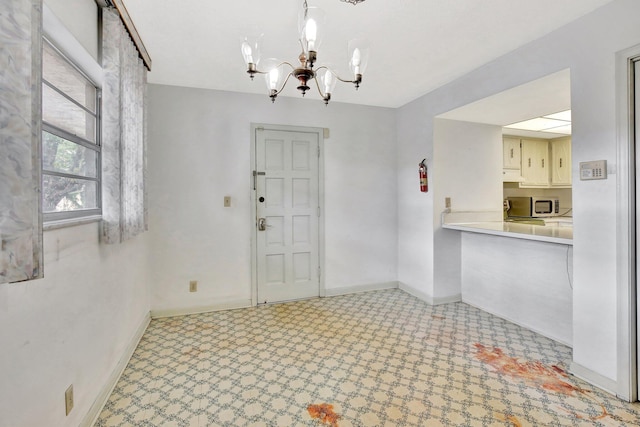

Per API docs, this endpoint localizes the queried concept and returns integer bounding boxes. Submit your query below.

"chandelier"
[241,0,370,105]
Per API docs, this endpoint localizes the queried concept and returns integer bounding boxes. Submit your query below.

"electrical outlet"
[65,384,74,416]
[189,280,198,292]
[445,197,451,208]
[224,196,231,207]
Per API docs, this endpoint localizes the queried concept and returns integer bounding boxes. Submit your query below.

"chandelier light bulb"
[268,68,280,90]
[305,18,318,51]
[323,71,334,94]
[241,42,254,64]
[351,48,361,75]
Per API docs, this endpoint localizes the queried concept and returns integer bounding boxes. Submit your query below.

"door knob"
[258,218,267,231]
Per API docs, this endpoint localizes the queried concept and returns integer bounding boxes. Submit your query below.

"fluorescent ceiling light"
[546,124,572,135]
[544,110,571,121]
[505,109,571,133]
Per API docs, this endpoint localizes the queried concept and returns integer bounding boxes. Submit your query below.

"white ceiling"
[124,0,614,108]
[438,69,573,137]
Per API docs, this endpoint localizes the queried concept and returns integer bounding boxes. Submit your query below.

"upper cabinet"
[550,137,572,186]
[503,136,572,188]
[502,137,524,182]
[520,138,550,187]
[503,137,521,169]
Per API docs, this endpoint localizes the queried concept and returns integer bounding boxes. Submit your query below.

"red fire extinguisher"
[419,159,428,193]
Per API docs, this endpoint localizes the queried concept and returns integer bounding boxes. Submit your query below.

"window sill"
[44,215,102,231]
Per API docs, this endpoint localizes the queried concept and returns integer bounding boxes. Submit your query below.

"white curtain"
[101,7,148,244]
[0,0,43,283]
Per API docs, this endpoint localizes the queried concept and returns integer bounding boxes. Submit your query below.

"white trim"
[250,123,325,306]
[151,300,251,318]
[81,312,150,427]
[42,4,103,88]
[324,281,399,297]
[615,44,640,402]
[398,282,462,306]
[43,215,102,231]
[570,361,618,397]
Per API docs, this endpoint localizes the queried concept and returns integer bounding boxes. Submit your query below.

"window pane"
[43,132,97,178]
[43,84,96,143]
[43,41,96,112]
[43,175,98,213]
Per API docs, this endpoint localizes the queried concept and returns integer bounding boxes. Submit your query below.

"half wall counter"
[441,211,572,246]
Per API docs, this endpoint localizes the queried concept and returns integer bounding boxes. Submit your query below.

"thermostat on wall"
[579,160,607,180]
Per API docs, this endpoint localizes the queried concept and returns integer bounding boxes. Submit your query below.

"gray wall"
[396,0,640,394]
[146,85,398,314]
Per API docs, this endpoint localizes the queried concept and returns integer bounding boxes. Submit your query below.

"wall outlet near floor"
[65,384,74,416]
[224,196,231,207]
[445,197,451,208]
[189,280,198,292]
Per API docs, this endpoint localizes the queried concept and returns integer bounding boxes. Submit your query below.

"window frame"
[42,37,102,223]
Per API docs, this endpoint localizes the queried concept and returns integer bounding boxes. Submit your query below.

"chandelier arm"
[251,62,296,75]
[314,66,356,84]
[271,71,295,97]
[333,74,359,84]
[313,73,329,99]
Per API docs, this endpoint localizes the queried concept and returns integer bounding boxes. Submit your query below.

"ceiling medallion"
[241,0,370,105]
[340,0,366,4]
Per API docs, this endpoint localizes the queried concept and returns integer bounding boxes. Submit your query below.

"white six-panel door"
[254,127,320,303]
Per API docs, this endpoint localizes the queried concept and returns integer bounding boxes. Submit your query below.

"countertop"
[441,212,573,245]
[442,221,572,245]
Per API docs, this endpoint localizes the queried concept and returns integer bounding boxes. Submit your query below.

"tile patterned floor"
[95,289,640,426]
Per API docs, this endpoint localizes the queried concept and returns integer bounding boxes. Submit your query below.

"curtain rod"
[96,0,152,71]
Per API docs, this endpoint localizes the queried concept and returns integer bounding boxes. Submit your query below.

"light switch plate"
[224,196,231,207]
[579,160,607,180]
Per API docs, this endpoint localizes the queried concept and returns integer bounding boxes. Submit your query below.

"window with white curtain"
[42,39,101,222]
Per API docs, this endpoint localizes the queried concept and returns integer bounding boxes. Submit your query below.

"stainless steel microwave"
[506,197,560,218]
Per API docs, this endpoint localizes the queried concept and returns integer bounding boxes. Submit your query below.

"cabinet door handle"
[510,148,514,159]
[528,158,531,167]
[559,158,563,168]
[541,159,545,168]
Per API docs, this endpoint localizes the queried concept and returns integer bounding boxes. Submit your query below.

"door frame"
[250,123,326,306]
[615,45,640,402]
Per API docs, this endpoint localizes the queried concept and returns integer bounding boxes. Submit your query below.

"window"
[42,39,101,222]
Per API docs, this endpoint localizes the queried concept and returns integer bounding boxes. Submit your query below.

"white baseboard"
[151,299,251,318]
[82,312,151,427]
[398,282,461,305]
[570,361,618,397]
[324,281,399,297]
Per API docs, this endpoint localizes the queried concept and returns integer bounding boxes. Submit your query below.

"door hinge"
[318,266,321,278]
[317,206,321,217]
[318,146,320,158]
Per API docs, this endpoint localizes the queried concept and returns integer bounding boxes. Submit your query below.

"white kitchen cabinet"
[520,138,550,187]
[502,137,524,182]
[551,137,572,186]
[503,137,521,169]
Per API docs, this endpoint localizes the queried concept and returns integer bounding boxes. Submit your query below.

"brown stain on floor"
[495,412,522,427]
[475,343,609,421]
[308,403,340,427]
